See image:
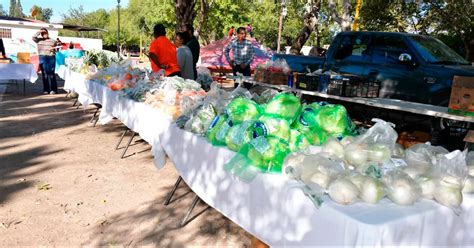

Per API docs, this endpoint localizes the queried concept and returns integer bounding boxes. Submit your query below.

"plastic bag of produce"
[225,97,262,124]
[252,114,292,141]
[253,88,279,104]
[288,129,310,152]
[382,170,421,206]
[315,104,354,138]
[196,67,213,91]
[206,114,231,146]
[405,143,449,169]
[345,119,398,166]
[264,93,302,123]
[292,105,327,145]
[224,136,291,181]
[225,121,254,151]
[431,150,467,211]
[348,173,386,204]
[184,103,217,135]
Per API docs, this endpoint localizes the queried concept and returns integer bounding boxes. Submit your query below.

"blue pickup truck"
[274,31,474,106]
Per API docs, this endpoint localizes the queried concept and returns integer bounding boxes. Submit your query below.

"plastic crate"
[295,74,320,91]
[327,75,380,98]
[270,71,289,85]
[344,79,381,98]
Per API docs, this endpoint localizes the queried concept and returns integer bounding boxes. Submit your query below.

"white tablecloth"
[58,66,172,167]
[0,63,38,83]
[60,65,474,246]
[161,124,474,246]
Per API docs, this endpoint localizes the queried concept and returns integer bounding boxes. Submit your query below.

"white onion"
[322,139,345,159]
[328,178,359,205]
[434,184,463,208]
[403,166,428,179]
[349,174,368,190]
[360,177,386,204]
[368,144,391,163]
[386,176,420,205]
[416,176,436,199]
[462,176,474,193]
[344,144,368,166]
[306,171,331,189]
[283,153,306,179]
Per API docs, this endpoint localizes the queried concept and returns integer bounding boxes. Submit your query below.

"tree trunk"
[463,37,474,62]
[289,0,321,55]
[195,0,208,38]
[329,0,352,32]
[175,0,196,32]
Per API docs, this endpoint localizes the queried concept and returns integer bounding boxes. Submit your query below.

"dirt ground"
[0,78,251,246]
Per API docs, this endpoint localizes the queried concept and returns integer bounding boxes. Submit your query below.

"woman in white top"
[174,32,195,80]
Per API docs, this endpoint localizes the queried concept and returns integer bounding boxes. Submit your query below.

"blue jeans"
[39,55,57,92]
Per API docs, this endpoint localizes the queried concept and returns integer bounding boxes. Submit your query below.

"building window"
[0,28,12,38]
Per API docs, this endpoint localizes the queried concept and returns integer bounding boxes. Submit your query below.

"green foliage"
[30,5,53,22]
[8,0,24,18]
[0,4,7,16]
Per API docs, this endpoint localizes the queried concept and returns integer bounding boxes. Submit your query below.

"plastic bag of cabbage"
[292,102,354,145]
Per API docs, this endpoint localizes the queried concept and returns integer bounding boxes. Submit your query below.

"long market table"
[59,66,474,246]
[0,63,38,95]
[244,78,474,123]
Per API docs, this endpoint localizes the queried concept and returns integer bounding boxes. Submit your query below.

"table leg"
[23,79,26,96]
[180,195,201,227]
[121,131,136,159]
[115,129,128,150]
[164,176,183,206]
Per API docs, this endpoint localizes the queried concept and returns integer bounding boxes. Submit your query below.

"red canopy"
[198,37,273,72]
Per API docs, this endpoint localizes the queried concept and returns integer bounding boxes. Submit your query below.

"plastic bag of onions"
[383,170,421,206]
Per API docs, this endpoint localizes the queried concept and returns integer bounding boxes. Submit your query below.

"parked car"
[274,31,474,105]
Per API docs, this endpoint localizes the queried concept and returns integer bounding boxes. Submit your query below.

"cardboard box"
[448,75,474,116]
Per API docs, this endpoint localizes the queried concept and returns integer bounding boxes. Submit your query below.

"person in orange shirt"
[149,24,181,77]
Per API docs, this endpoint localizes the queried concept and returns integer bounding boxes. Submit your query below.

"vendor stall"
[0,63,38,95]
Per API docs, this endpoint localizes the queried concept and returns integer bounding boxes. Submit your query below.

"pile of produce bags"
[202,92,354,181]
[283,118,472,212]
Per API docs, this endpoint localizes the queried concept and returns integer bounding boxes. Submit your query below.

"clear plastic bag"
[382,170,421,206]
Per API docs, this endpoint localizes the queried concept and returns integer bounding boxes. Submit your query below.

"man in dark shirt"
[182,24,200,80]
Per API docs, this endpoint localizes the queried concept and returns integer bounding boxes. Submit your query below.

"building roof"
[58,23,107,32]
[0,15,62,29]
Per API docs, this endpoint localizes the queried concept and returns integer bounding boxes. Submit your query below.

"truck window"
[367,35,411,64]
[333,34,370,62]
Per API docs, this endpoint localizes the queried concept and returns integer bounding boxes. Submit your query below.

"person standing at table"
[32,28,58,95]
[174,32,195,80]
[182,24,200,80]
[148,24,181,77]
[228,26,235,38]
[0,38,6,58]
[224,27,255,76]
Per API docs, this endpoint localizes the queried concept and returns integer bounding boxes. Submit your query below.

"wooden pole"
[352,0,362,31]
[276,1,285,53]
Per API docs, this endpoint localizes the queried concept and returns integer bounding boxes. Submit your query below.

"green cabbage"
[225,121,254,151]
[264,93,302,123]
[289,129,310,152]
[225,97,262,124]
[206,114,231,146]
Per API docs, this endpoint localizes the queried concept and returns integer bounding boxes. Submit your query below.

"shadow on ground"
[0,144,64,204]
[85,181,250,247]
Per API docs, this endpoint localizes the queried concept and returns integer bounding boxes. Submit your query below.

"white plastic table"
[0,63,38,95]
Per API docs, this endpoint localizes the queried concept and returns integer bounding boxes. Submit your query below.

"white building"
[0,16,103,56]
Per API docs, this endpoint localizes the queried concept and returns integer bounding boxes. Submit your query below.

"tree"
[15,0,24,18]
[30,6,53,22]
[9,0,15,17]
[175,0,197,31]
[328,0,352,32]
[290,0,322,54]
[0,4,7,16]
[426,0,474,61]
